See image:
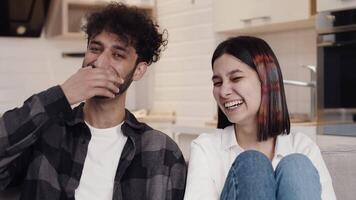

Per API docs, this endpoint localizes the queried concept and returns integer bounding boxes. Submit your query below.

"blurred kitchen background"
[1,0,356,199]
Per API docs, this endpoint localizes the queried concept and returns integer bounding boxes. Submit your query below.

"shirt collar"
[63,102,85,125]
[221,125,293,157]
[274,133,293,158]
[65,103,146,134]
[221,125,240,151]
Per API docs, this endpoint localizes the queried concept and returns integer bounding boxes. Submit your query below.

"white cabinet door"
[317,0,356,12]
[213,0,312,33]
[272,0,311,23]
[213,0,272,32]
[213,0,251,32]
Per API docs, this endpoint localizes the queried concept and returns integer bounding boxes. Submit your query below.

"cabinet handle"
[240,16,271,23]
[326,14,335,22]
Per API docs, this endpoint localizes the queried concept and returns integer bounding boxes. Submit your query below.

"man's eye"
[89,46,100,53]
[113,53,124,59]
[213,81,222,87]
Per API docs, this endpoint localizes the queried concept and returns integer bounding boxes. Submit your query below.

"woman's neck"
[235,123,276,160]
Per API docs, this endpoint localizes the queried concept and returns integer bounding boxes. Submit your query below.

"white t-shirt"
[75,121,127,200]
[184,125,336,200]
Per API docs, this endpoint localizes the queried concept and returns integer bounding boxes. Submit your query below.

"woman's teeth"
[224,100,244,109]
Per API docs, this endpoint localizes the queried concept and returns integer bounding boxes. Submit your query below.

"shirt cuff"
[37,85,73,121]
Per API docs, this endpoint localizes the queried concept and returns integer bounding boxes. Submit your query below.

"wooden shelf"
[45,0,155,38]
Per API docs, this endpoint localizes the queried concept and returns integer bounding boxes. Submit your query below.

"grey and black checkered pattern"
[0,86,187,200]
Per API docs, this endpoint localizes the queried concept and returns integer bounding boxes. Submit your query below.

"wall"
[0,35,136,114]
[153,0,217,126]
[0,1,317,125]
[154,0,316,127]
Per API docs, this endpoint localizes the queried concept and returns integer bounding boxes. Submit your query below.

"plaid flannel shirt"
[0,86,187,200]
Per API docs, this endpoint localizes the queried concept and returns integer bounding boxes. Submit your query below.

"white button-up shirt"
[184,126,336,200]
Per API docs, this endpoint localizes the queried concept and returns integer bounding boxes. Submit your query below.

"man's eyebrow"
[89,40,127,52]
[89,40,102,46]
[112,44,128,52]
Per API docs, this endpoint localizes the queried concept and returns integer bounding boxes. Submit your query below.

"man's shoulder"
[140,127,180,152]
[123,110,184,159]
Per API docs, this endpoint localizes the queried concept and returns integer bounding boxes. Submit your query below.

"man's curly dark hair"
[82,2,167,65]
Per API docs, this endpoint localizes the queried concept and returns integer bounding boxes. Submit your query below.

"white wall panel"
[152,0,216,126]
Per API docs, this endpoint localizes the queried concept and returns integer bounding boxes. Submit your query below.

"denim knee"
[232,150,271,169]
[222,150,276,200]
[276,153,318,176]
[275,153,321,200]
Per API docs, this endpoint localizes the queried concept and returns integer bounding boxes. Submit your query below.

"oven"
[316,8,356,135]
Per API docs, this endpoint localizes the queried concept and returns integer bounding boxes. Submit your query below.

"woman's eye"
[231,77,242,82]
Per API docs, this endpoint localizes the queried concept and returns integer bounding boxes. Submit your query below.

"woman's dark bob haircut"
[212,36,290,141]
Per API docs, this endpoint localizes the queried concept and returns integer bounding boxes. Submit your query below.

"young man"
[0,3,186,200]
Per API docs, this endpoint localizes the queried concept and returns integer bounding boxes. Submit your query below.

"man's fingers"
[90,80,120,94]
[62,67,125,103]
[89,88,116,99]
[86,68,123,85]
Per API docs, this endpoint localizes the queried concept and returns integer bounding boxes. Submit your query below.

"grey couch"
[318,135,356,200]
[1,135,355,200]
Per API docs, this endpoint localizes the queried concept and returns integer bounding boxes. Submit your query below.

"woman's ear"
[132,62,148,81]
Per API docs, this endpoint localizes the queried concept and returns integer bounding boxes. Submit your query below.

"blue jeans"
[220,150,321,200]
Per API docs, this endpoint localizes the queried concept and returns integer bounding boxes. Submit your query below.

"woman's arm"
[184,140,219,200]
[308,144,337,200]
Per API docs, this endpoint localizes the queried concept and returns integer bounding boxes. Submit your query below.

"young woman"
[184,36,336,200]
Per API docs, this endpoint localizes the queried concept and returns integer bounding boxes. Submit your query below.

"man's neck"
[83,95,126,129]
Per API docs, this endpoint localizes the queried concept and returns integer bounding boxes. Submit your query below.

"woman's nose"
[220,83,233,98]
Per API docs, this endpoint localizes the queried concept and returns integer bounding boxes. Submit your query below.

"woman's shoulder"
[191,126,233,149]
[193,129,223,145]
[280,132,320,154]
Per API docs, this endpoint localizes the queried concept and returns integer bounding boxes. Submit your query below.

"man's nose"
[93,51,111,69]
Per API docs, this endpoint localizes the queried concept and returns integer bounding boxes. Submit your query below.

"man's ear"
[132,62,148,81]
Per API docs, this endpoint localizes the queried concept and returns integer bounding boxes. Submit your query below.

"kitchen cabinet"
[213,0,316,34]
[317,0,356,12]
[45,0,155,38]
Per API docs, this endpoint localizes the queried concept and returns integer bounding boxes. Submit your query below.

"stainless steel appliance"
[316,8,356,136]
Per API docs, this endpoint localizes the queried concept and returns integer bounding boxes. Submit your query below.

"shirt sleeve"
[309,143,337,200]
[0,85,71,189]
[184,140,219,200]
[168,153,187,200]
